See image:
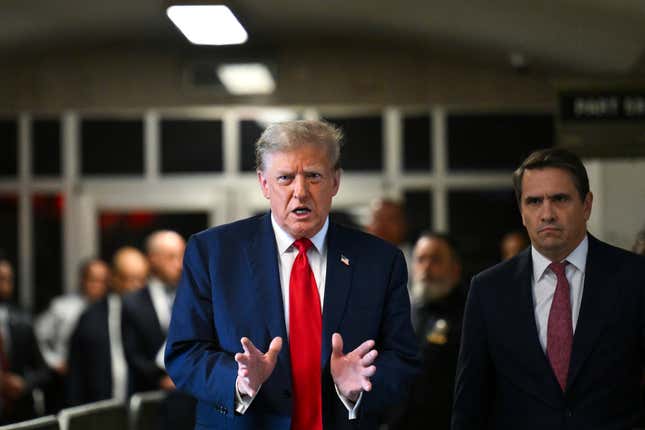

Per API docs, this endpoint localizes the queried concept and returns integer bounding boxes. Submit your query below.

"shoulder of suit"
[472,249,527,287]
[189,214,265,245]
[331,222,402,257]
[591,235,645,272]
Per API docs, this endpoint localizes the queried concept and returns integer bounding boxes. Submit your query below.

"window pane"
[240,120,264,172]
[99,211,209,261]
[0,195,18,303]
[33,119,61,176]
[161,119,223,173]
[404,190,433,244]
[449,189,523,281]
[0,119,17,178]
[81,119,143,175]
[403,115,432,171]
[325,116,383,171]
[447,113,554,171]
[33,194,63,313]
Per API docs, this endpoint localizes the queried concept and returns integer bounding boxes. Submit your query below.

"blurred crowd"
[0,198,643,428]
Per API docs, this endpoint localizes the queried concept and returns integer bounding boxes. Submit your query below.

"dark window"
[325,116,382,171]
[32,119,61,176]
[0,195,18,304]
[240,120,264,172]
[81,119,143,175]
[33,194,63,313]
[403,115,432,171]
[161,119,223,173]
[404,190,433,244]
[447,113,554,171]
[449,189,523,281]
[99,211,209,261]
[0,119,17,178]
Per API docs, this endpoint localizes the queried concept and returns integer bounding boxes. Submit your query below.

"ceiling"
[3,0,645,76]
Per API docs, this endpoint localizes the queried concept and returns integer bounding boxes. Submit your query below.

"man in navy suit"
[452,148,645,430]
[165,120,419,430]
[67,246,148,405]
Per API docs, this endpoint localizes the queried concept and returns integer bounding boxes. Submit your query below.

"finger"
[234,352,251,367]
[361,379,372,392]
[352,339,376,358]
[241,337,261,356]
[238,368,249,377]
[331,333,344,358]
[361,365,376,377]
[360,349,378,366]
[266,337,283,362]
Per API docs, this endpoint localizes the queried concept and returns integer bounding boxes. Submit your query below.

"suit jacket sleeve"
[452,275,493,430]
[165,235,237,416]
[358,249,420,419]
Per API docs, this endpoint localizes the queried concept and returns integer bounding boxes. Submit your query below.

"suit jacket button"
[565,409,572,417]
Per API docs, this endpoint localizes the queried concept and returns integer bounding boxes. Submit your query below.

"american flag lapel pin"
[340,254,350,266]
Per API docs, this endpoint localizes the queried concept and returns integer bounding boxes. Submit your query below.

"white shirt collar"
[532,234,588,281]
[270,214,329,255]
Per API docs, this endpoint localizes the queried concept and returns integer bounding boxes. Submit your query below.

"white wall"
[585,158,645,250]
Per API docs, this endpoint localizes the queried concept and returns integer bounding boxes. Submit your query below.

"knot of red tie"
[293,238,313,254]
[549,261,568,278]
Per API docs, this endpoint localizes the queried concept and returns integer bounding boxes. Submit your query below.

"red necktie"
[547,261,572,391]
[289,238,322,430]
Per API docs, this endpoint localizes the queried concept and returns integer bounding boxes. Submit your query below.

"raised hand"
[234,336,282,397]
[330,333,378,402]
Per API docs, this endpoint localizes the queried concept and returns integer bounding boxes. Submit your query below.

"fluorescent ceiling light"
[217,63,276,95]
[167,5,247,45]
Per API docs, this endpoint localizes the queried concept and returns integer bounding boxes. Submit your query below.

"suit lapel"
[245,215,291,374]
[567,235,617,390]
[321,223,353,370]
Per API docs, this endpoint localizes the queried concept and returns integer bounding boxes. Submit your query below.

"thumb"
[266,337,283,362]
[331,333,344,358]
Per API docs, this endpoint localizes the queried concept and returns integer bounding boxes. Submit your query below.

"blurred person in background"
[0,257,51,424]
[390,233,465,430]
[366,198,412,263]
[67,246,148,406]
[121,230,195,430]
[500,230,529,261]
[35,258,109,413]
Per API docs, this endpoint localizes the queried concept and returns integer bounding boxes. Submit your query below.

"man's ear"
[583,192,593,221]
[258,170,270,199]
[331,168,341,197]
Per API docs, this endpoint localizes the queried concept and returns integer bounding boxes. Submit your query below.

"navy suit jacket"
[122,286,166,393]
[165,214,419,430]
[452,235,645,430]
[66,297,113,405]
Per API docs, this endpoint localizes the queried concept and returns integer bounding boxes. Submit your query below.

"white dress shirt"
[235,216,361,419]
[531,235,588,352]
[35,293,87,369]
[107,293,128,402]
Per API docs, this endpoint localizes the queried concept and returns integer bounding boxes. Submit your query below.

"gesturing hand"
[330,333,378,402]
[234,336,282,397]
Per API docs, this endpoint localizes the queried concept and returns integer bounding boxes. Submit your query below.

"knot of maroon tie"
[547,260,572,391]
[293,238,313,254]
[549,261,568,279]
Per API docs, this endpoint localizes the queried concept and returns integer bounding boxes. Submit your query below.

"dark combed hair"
[512,148,589,206]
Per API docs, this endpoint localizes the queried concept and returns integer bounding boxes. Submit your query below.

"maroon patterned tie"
[547,261,572,391]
